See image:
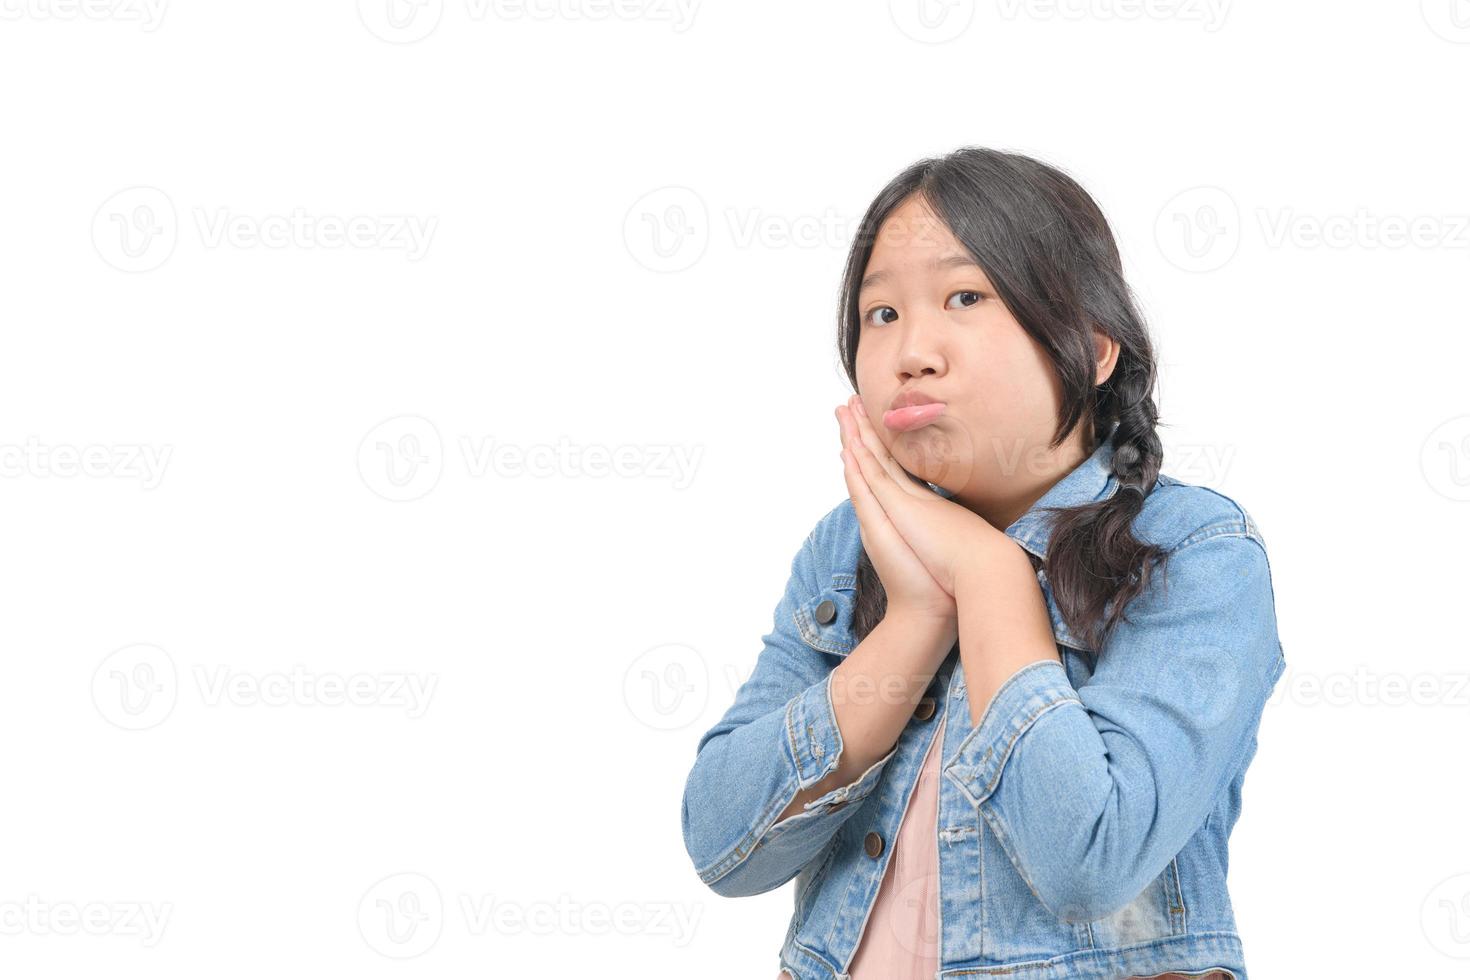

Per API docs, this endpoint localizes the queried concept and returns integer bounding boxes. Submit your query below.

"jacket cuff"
[784,740,897,822]
[942,659,1080,808]
[784,670,845,788]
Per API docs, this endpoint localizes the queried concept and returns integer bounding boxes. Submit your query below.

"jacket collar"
[929,421,1121,562]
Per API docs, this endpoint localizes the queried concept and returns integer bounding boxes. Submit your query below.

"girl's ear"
[1092,328,1121,386]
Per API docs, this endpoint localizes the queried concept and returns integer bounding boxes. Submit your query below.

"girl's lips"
[882,402,946,432]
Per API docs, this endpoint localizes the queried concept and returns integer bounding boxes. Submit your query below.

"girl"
[681,147,1284,980]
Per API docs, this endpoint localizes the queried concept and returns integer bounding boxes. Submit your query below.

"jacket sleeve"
[680,516,899,898]
[940,523,1286,923]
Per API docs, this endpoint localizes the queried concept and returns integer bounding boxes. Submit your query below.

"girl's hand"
[837,399,955,626]
[838,393,1013,597]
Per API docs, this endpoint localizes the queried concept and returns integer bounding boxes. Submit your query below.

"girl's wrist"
[881,603,960,654]
[955,533,1033,597]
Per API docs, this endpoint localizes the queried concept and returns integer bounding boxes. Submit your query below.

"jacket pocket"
[1083,857,1188,947]
[793,572,857,657]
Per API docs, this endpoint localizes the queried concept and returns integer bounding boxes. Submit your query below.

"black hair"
[837,146,1167,652]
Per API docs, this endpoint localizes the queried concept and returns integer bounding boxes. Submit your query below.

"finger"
[840,403,930,554]
[842,402,916,503]
[842,404,906,505]
[845,409,942,553]
[847,395,930,496]
[841,442,951,597]
[840,441,905,558]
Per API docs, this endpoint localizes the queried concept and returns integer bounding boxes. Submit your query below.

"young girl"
[681,147,1284,980]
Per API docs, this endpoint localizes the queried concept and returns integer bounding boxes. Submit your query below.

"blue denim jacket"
[681,435,1285,979]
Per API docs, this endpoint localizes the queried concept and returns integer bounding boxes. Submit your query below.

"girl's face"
[854,194,1118,528]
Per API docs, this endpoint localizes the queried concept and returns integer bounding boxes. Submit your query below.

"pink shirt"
[777,716,945,979]
[776,711,1229,980]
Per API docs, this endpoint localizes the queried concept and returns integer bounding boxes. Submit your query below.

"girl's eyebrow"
[860,253,983,292]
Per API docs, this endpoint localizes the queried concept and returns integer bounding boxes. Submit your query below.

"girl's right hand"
[837,398,957,627]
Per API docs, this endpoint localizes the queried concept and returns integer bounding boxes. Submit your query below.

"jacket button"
[814,599,836,625]
[864,831,884,858]
[914,697,936,722]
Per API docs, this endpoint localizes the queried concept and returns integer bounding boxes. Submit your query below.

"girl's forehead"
[869,218,968,272]
[875,199,951,242]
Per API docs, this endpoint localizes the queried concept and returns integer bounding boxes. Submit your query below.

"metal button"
[864,831,884,858]
[914,697,936,722]
[814,599,836,625]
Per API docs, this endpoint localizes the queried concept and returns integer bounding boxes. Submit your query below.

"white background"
[2,1,1468,977]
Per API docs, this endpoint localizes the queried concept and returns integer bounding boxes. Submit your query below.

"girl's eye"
[862,292,983,327]
[862,306,898,328]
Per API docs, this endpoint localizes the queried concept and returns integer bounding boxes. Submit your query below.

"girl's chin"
[893,432,974,490]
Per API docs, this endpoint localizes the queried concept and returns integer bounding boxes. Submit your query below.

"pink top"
[776,710,1230,980]
[776,715,945,980]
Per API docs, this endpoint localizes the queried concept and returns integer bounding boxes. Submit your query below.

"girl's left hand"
[837,393,1013,596]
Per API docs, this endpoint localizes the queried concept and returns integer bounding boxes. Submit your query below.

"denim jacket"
[680,435,1285,979]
